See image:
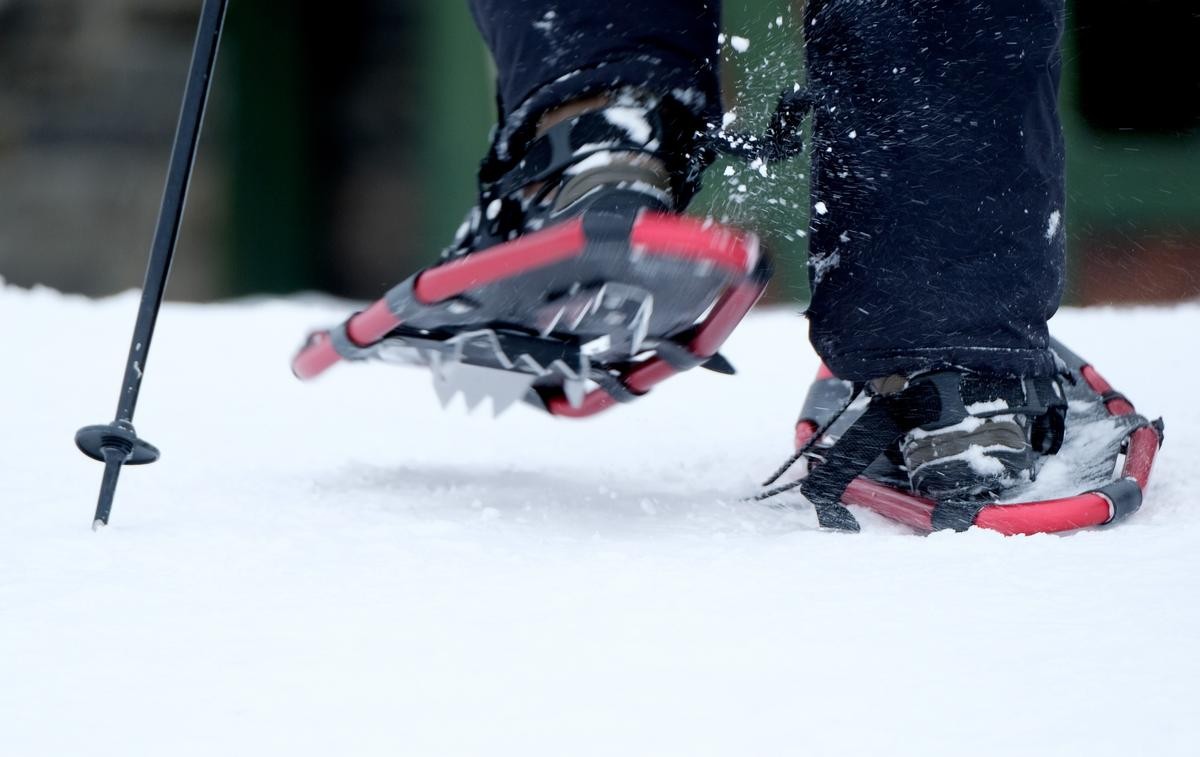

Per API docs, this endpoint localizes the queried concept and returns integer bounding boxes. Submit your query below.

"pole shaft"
[115,0,229,424]
[92,451,127,529]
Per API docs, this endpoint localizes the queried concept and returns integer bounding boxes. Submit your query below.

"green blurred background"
[1,0,1197,304]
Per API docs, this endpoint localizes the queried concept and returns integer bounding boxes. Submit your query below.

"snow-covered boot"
[889,371,1068,500]
[292,92,773,417]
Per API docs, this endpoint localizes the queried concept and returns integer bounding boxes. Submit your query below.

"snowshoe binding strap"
[472,84,814,219]
[479,95,707,208]
[440,92,713,263]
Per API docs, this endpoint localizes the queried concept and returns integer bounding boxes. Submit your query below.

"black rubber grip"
[1095,478,1144,524]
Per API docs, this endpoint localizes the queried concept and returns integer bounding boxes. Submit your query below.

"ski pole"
[75,0,230,530]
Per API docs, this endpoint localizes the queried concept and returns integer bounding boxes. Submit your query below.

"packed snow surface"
[2,283,1197,756]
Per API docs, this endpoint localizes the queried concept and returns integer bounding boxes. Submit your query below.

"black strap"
[652,340,708,373]
[800,382,942,515]
[757,383,866,494]
[588,369,641,404]
[485,109,667,200]
[751,380,939,532]
[929,501,987,532]
[482,87,815,206]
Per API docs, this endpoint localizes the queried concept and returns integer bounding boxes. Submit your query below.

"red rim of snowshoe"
[793,363,1162,535]
[292,211,767,418]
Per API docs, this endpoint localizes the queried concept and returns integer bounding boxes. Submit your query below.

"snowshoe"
[768,338,1163,535]
[292,93,783,417]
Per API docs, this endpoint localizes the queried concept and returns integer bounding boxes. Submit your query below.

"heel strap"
[480,101,697,204]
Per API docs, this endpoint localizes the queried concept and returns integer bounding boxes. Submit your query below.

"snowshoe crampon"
[292,208,769,418]
[790,339,1163,535]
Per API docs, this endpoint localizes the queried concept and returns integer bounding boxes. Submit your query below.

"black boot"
[891,371,1068,500]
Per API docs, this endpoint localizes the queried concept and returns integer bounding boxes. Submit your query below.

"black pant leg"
[804,0,1067,380]
[467,1,723,156]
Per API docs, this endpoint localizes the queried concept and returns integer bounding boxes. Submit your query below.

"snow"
[810,250,842,284]
[564,150,616,175]
[966,398,1013,414]
[1046,209,1062,240]
[918,442,1013,478]
[533,10,557,34]
[2,282,1198,756]
[603,107,653,145]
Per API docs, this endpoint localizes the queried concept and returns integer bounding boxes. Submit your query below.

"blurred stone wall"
[0,0,226,298]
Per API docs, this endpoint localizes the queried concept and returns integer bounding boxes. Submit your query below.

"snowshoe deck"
[791,339,1163,535]
[292,209,769,417]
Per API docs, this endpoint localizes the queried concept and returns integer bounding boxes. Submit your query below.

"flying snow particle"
[604,107,652,144]
[1046,210,1061,240]
[533,10,557,33]
[814,201,828,216]
[776,16,784,26]
[730,36,750,53]
[811,251,841,284]
[723,165,736,177]
[849,130,858,139]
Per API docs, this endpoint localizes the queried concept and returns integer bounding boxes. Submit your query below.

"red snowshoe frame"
[292,210,769,418]
[794,353,1163,536]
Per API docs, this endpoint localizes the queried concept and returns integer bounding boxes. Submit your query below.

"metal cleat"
[487,369,538,416]
[433,372,459,409]
[563,377,587,409]
[428,358,538,416]
[456,363,495,412]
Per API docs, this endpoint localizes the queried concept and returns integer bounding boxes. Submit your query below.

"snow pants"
[468,0,1067,381]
